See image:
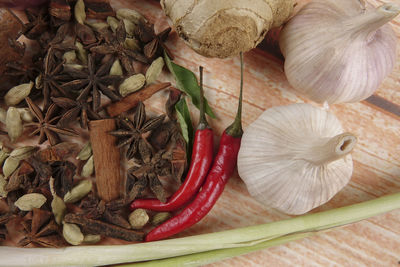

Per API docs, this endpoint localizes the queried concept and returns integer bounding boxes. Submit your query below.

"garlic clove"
[237,104,357,215]
[279,0,400,104]
[161,0,294,58]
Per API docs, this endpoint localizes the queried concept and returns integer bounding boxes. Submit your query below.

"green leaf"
[175,97,194,160]
[164,52,216,118]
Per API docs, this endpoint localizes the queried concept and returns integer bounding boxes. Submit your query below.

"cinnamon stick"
[106,82,171,117]
[89,119,121,202]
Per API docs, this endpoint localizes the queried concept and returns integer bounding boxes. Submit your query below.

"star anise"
[127,148,172,203]
[40,48,72,109]
[110,102,165,159]
[4,61,41,85]
[25,97,79,146]
[51,96,101,129]
[143,27,172,60]
[0,213,14,241]
[51,161,76,197]
[61,54,121,111]
[90,20,149,74]
[18,208,65,248]
[79,194,131,229]
[21,7,50,40]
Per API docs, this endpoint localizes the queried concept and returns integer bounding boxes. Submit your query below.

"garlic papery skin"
[279,0,400,104]
[161,0,294,58]
[237,104,357,215]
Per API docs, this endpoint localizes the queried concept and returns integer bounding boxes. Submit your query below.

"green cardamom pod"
[74,0,86,25]
[17,108,34,122]
[129,208,149,229]
[83,234,101,244]
[151,212,171,226]
[124,38,140,51]
[0,108,6,124]
[2,156,19,178]
[14,193,47,211]
[87,21,109,31]
[110,59,123,76]
[76,142,92,161]
[6,107,23,142]
[63,50,77,64]
[5,81,34,106]
[119,74,146,97]
[75,41,88,65]
[64,179,93,203]
[116,8,144,25]
[107,16,119,33]
[123,19,136,36]
[81,155,94,177]
[10,146,37,160]
[63,222,84,246]
[146,57,165,85]
[0,174,8,198]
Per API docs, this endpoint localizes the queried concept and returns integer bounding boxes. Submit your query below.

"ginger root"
[161,0,294,58]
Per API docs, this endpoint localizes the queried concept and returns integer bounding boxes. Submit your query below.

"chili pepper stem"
[226,52,244,137]
[198,66,208,130]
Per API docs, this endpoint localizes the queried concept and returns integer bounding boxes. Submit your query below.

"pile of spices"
[0,0,191,246]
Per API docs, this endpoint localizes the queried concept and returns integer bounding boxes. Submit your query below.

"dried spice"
[116,8,144,25]
[14,193,47,211]
[18,208,65,248]
[35,142,80,163]
[50,177,66,225]
[5,81,34,106]
[83,234,101,244]
[64,179,92,204]
[40,48,72,109]
[110,102,165,159]
[119,74,146,97]
[91,20,149,74]
[81,156,94,177]
[127,149,172,203]
[64,213,144,241]
[25,97,79,146]
[51,96,101,129]
[51,161,76,197]
[128,209,148,230]
[151,212,171,226]
[49,0,71,21]
[76,142,92,161]
[106,82,171,117]
[146,57,164,85]
[0,213,13,241]
[5,107,23,142]
[62,223,84,245]
[0,2,181,245]
[62,54,121,112]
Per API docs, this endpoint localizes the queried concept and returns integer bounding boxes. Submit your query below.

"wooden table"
[112,0,400,266]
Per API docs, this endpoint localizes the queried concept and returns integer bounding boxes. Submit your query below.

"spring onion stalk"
[120,233,313,267]
[0,193,399,267]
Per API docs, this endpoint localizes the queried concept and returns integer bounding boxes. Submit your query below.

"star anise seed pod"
[25,97,79,146]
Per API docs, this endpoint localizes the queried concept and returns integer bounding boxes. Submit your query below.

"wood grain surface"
[109,0,400,266]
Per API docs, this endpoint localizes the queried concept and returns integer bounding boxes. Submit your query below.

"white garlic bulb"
[279,0,400,104]
[161,0,294,58]
[237,104,357,215]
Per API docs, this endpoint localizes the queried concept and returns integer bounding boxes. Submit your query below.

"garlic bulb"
[237,104,357,215]
[161,0,294,58]
[279,0,400,104]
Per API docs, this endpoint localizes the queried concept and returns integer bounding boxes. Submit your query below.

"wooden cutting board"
[110,0,400,266]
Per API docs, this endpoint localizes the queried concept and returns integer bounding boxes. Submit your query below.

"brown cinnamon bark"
[106,82,171,117]
[89,119,122,202]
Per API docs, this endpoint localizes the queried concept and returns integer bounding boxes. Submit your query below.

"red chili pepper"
[145,53,244,242]
[130,66,214,212]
